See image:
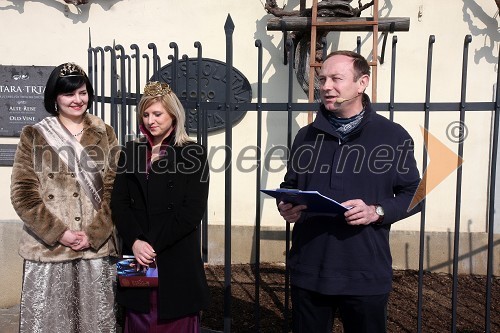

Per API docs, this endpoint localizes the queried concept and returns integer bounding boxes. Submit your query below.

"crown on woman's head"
[59,63,86,77]
[143,81,172,97]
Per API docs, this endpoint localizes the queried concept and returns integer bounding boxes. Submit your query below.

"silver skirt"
[20,258,116,333]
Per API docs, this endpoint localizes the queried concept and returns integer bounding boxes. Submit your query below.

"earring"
[54,103,58,113]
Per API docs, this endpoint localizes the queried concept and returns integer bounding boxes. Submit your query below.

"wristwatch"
[375,205,385,223]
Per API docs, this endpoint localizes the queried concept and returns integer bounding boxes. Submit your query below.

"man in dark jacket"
[278,50,421,333]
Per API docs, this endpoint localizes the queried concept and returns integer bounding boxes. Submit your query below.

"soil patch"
[201,264,500,332]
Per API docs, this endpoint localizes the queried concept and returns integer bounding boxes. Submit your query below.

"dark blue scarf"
[325,109,365,141]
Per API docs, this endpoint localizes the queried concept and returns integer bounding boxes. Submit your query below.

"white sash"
[33,117,103,210]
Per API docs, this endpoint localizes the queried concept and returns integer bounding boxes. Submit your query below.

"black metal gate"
[88,15,498,333]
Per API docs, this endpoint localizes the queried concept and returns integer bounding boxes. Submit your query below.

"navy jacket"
[282,95,421,295]
[111,139,210,320]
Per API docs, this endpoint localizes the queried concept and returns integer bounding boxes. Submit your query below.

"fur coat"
[11,113,120,262]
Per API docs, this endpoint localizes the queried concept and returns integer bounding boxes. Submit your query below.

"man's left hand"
[341,199,379,225]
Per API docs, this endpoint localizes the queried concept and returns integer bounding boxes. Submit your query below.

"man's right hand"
[278,201,307,223]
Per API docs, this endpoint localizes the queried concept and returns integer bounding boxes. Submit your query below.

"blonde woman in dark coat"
[111,81,210,332]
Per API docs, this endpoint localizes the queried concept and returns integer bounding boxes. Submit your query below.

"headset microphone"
[335,93,361,104]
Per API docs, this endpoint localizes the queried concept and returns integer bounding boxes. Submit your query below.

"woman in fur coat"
[10,63,119,333]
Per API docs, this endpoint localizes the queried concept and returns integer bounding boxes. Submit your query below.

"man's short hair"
[324,51,371,81]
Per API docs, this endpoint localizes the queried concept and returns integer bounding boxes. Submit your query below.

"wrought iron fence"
[87,15,498,333]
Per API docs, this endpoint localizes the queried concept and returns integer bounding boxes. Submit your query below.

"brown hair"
[324,51,371,81]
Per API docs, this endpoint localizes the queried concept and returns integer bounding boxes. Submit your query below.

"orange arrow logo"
[408,126,464,211]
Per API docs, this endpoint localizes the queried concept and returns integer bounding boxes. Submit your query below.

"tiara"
[143,81,172,97]
[59,63,86,77]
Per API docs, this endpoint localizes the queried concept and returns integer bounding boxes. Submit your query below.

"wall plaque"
[0,144,17,166]
[157,58,252,133]
[0,65,54,137]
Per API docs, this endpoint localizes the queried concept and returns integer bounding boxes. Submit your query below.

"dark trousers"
[291,285,389,333]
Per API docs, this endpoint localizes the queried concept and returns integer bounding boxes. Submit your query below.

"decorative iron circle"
[156,58,252,133]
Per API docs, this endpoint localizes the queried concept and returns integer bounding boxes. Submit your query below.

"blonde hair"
[137,91,192,146]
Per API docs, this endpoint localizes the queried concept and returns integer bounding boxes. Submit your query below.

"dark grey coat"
[282,95,422,296]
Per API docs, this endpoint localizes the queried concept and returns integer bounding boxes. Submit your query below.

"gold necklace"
[73,128,85,137]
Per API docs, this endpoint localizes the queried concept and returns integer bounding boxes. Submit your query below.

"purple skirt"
[124,289,200,333]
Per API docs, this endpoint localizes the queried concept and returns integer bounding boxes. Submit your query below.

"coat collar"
[78,113,107,147]
[130,139,181,196]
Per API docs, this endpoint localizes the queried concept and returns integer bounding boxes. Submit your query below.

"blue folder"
[261,188,349,214]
